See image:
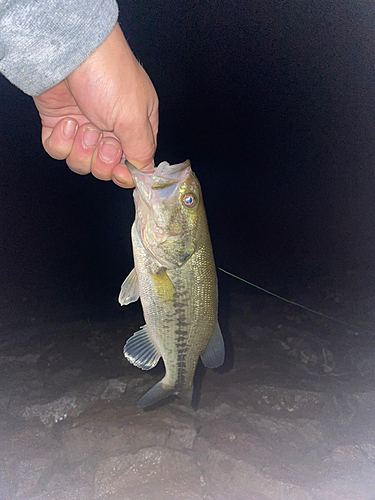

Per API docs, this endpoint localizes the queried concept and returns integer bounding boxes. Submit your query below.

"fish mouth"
[125,160,192,207]
[125,160,191,191]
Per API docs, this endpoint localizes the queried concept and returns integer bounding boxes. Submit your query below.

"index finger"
[119,106,158,171]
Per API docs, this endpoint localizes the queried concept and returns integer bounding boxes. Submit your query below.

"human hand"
[33,23,158,188]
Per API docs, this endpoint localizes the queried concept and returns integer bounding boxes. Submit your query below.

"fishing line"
[218,267,364,331]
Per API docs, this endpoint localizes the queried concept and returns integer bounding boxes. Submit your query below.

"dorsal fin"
[200,322,225,368]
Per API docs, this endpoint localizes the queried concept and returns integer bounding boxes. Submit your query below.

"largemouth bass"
[119,159,224,408]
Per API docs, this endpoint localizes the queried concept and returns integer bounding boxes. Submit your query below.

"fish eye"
[183,193,196,208]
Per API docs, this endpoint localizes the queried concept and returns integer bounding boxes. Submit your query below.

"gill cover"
[126,160,201,269]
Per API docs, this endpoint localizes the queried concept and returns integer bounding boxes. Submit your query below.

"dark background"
[1,0,374,322]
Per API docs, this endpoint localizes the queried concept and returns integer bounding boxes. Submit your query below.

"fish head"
[126,159,203,269]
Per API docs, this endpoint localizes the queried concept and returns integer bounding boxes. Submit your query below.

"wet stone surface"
[1,285,375,500]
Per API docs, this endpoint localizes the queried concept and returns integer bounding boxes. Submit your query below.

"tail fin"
[137,379,194,409]
[137,380,176,408]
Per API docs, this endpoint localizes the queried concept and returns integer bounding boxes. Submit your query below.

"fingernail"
[63,120,77,138]
[112,173,130,187]
[99,141,121,163]
[83,128,101,147]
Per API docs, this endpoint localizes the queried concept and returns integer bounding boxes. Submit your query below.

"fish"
[118,159,225,408]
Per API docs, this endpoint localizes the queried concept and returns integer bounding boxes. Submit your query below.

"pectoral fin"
[123,324,161,370]
[152,269,175,305]
[200,322,225,368]
[118,268,139,305]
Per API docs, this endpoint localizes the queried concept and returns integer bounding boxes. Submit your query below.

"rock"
[203,448,314,500]
[59,414,170,460]
[0,353,41,365]
[21,378,132,428]
[163,413,197,450]
[94,446,202,499]
[165,425,197,450]
[22,395,85,427]
[13,458,51,499]
[99,377,128,401]
[26,473,94,500]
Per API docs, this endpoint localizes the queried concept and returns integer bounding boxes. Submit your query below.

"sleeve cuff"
[0,0,119,96]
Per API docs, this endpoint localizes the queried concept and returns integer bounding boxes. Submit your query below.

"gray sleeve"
[0,0,119,96]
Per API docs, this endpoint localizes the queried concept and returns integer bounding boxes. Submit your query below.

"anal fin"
[124,325,160,370]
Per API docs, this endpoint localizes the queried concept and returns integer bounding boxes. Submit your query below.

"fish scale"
[119,160,225,408]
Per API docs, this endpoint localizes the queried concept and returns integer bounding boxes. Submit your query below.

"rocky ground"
[1,274,375,500]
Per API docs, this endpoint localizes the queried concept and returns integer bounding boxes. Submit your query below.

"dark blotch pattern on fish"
[173,290,190,391]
